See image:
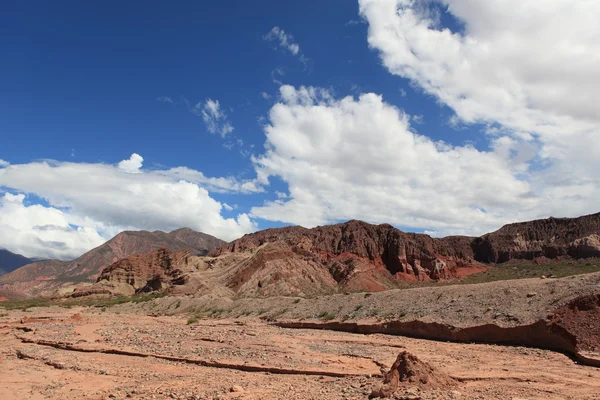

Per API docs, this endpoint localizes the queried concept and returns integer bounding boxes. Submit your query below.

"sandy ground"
[1,308,600,400]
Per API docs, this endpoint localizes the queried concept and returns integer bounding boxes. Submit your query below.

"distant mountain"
[0,229,226,299]
[472,212,600,263]
[93,215,600,299]
[0,249,33,276]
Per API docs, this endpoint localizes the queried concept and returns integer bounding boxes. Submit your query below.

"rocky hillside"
[0,249,32,276]
[90,216,600,299]
[472,213,600,263]
[82,221,481,299]
[214,220,476,281]
[0,229,225,299]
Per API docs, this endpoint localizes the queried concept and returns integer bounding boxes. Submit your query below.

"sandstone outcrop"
[214,220,477,282]
[0,229,225,299]
[69,248,194,298]
[472,213,600,263]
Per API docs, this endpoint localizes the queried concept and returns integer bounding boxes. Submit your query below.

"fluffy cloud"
[0,155,257,259]
[117,153,143,173]
[0,193,105,260]
[0,159,9,168]
[358,0,600,218]
[194,99,233,137]
[251,85,538,235]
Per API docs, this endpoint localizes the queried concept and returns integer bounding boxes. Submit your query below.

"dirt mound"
[370,351,455,398]
[551,294,600,353]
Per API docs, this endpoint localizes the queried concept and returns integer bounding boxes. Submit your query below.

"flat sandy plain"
[1,306,599,400]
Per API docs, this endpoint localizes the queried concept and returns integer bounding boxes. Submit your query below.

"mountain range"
[0,228,225,299]
[0,249,33,276]
[2,213,600,301]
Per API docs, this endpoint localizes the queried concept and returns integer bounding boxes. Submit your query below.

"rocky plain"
[1,214,600,399]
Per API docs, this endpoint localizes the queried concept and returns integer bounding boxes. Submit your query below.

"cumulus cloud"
[193,99,234,137]
[0,159,9,168]
[359,0,600,219]
[0,193,105,260]
[0,155,258,259]
[117,153,144,173]
[251,85,538,235]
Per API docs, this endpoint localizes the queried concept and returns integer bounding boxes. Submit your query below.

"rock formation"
[5,213,600,300]
[214,220,476,282]
[0,229,225,299]
[472,213,600,263]
[69,248,194,298]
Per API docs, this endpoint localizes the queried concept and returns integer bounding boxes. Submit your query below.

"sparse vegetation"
[293,298,301,304]
[0,292,167,311]
[367,308,379,317]
[269,308,289,320]
[354,304,363,312]
[318,311,337,321]
[457,261,600,286]
[187,316,200,324]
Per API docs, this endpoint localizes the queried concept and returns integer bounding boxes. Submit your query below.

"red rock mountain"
[472,213,600,263]
[83,221,481,299]
[213,220,476,282]
[91,215,600,299]
[5,213,600,300]
[0,229,225,299]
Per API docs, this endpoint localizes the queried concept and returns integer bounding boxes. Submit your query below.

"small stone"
[229,386,244,393]
[527,292,537,297]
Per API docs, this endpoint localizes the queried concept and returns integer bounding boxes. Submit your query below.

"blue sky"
[1,0,599,259]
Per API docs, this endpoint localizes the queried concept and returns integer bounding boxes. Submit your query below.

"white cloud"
[359,0,600,220]
[118,153,144,173]
[345,20,362,26]
[264,27,309,65]
[156,96,174,105]
[264,26,301,55]
[0,155,258,259]
[194,99,234,137]
[271,68,285,85]
[412,114,424,124]
[261,92,272,100]
[250,85,537,236]
[0,193,105,260]
[0,159,9,168]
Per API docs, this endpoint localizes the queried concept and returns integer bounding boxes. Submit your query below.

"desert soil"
[1,307,600,400]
